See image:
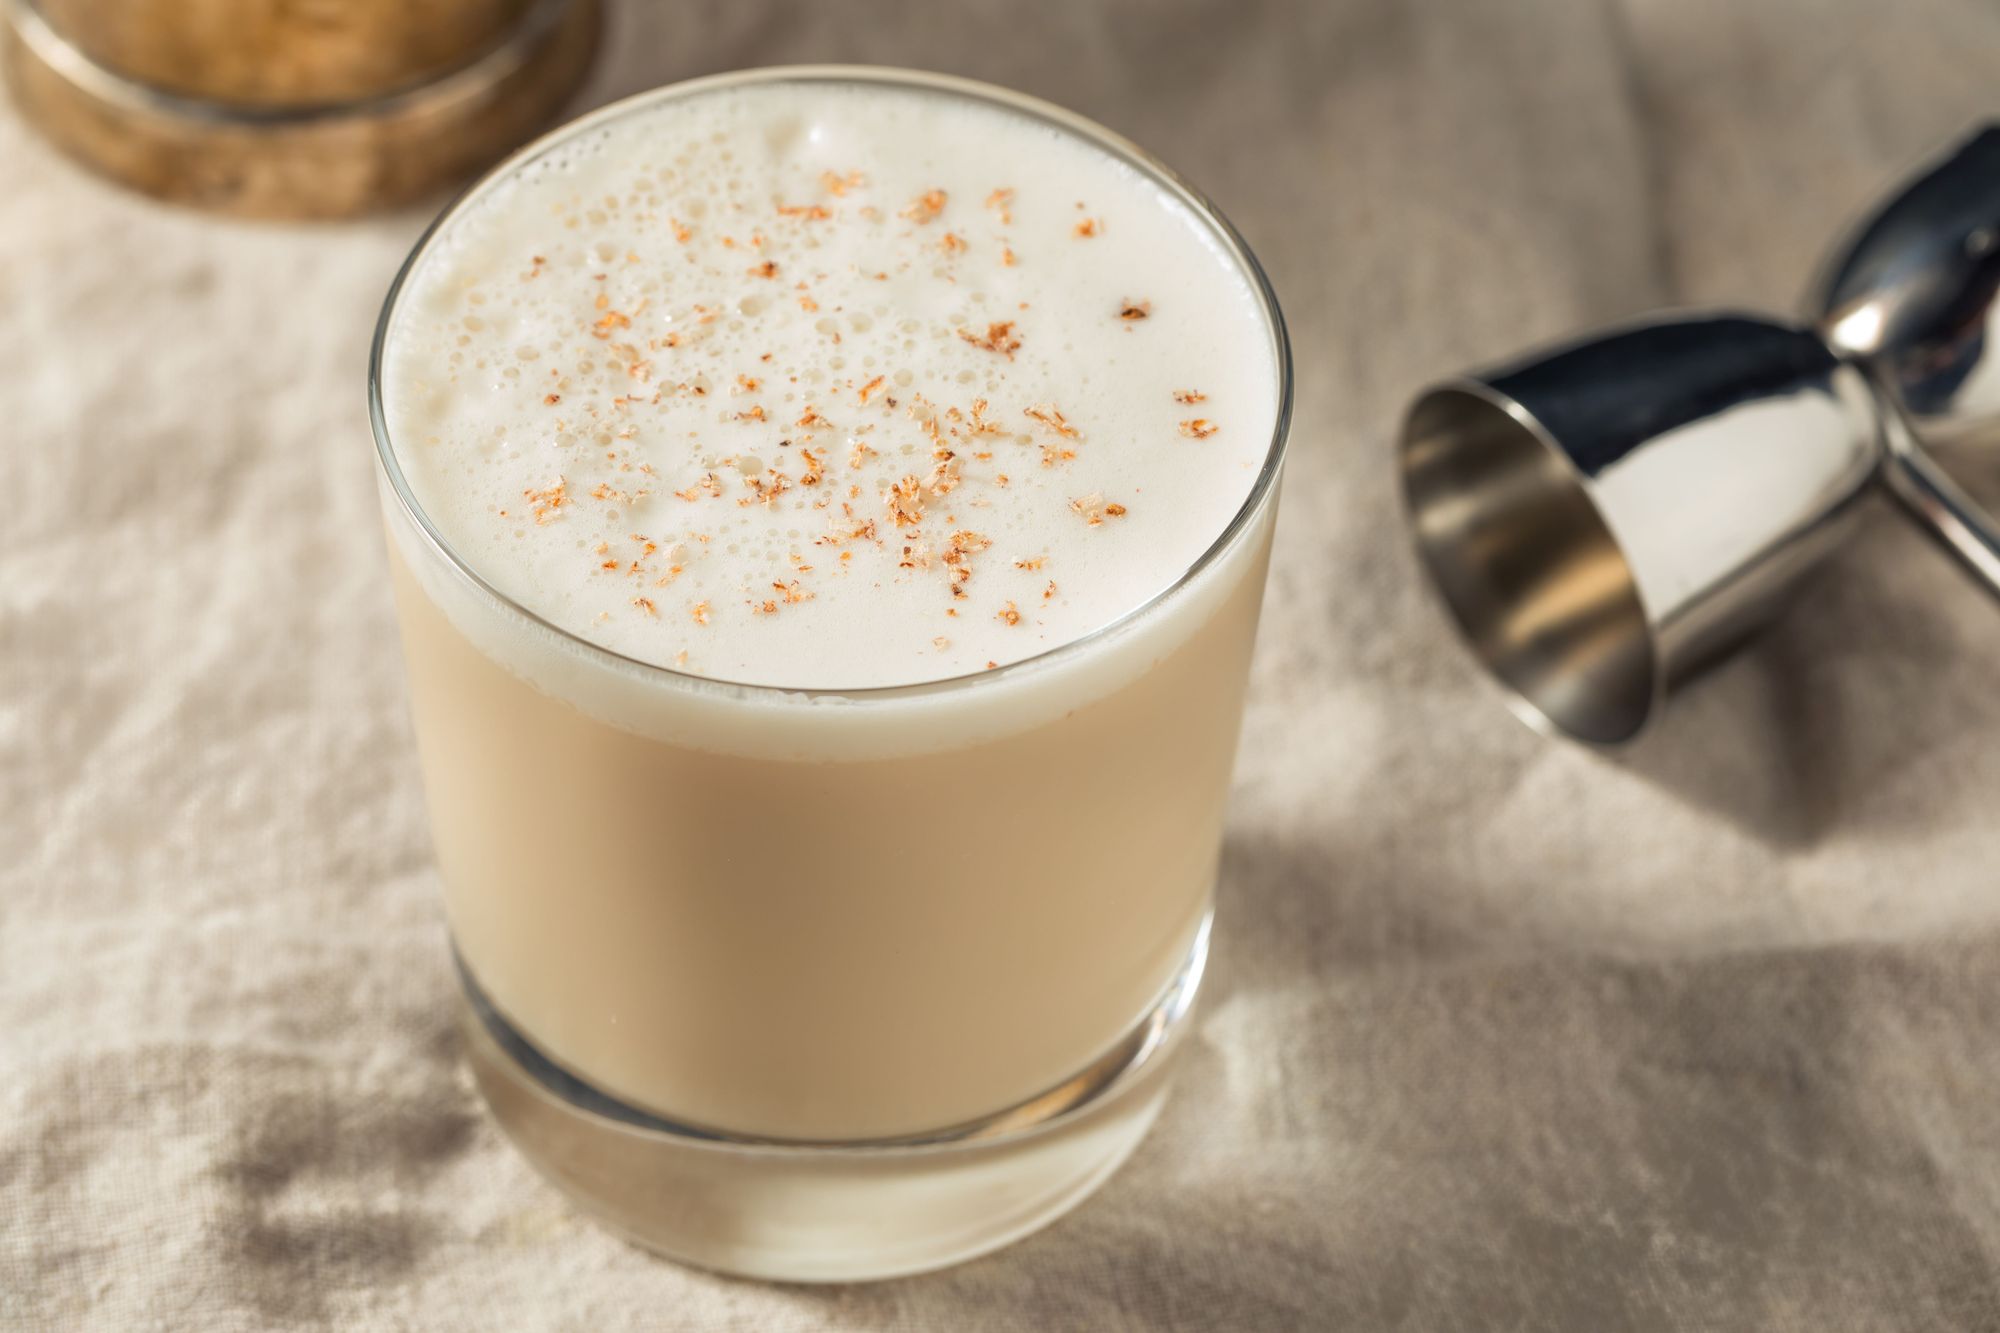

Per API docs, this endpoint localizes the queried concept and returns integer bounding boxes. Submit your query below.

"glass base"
[457,914,1209,1282]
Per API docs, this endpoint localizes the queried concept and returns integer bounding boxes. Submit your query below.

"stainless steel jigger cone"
[1399,122,2000,744]
[1402,315,1874,744]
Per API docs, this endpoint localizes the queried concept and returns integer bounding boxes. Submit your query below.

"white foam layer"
[386,476,1275,761]
[381,73,1279,694]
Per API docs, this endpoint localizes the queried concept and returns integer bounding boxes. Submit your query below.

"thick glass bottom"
[457,913,1209,1282]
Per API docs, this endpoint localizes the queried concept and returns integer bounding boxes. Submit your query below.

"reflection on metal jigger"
[1399,123,2000,745]
[1813,124,2000,593]
[1814,125,2000,448]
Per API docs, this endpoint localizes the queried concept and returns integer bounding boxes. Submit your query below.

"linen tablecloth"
[8,1,2000,1327]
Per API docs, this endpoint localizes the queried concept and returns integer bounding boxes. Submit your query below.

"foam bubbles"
[384,80,1277,690]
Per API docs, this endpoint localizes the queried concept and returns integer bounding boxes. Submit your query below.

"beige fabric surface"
[9,1,2000,1328]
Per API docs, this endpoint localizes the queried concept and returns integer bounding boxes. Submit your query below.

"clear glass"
[370,65,1293,1281]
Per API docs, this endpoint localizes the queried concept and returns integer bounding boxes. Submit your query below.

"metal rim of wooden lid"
[0,0,602,219]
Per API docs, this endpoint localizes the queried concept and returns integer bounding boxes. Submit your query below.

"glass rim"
[368,63,1295,705]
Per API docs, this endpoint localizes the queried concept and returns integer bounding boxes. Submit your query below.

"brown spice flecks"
[1001,245,1017,267]
[1023,403,1078,438]
[523,478,568,523]
[632,596,657,616]
[670,218,692,243]
[967,399,1003,436]
[691,601,711,625]
[543,393,561,405]
[815,515,878,547]
[748,260,779,279]
[1118,299,1151,321]
[925,448,961,498]
[901,188,947,224]
[822,169,865,196]
[675,471,723,502]
[1178,418,1219,439]
[957,321,1021,357]
[735,374,761,393]
[796,405,830,430]
[739,471,793,507]
[857,375,886,405]
[1013,554,1046,570]
[884,474,926,527]
[1172,389,1207,404]
[848,439,877,467]
[997,601,1022,626]
[985,187,1015,225]
[1044,579,1058,600]
[798,446,826,486]
[592,309,632,338]
[1070,493,1128,526]
[798,293,820,312]
[734,406,768,423]
[778,202,832,220]
[773,579,813,605]
[939,231,969,256]
[1073,218,1100,238]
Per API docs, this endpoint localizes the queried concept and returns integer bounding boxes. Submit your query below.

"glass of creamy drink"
[370,65,1291,1281]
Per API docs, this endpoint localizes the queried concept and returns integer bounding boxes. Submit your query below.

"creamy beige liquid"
[389,524,1270,1138]
[379,75,1283,1143]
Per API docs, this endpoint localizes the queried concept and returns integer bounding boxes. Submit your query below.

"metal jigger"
[1399,123,2000,744]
